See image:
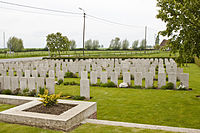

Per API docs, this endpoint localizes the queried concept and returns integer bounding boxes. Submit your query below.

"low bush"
[57,79,63,85]
[1,89,12,95]
[73,96,85,100]
[194,57,200,67]
[64,72,77,78]
[161,82,174,90]
[100,82,117,87]
[39,89,61,107]
[39,87,45,95]
[131,85,142,89]
[23,88,30,96]
[64,81,79,85]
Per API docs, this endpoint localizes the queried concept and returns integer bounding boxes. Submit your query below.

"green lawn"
[56,63,200,129]
[0,63,199,132]
[0,104,178,133]
[0,50,173,59]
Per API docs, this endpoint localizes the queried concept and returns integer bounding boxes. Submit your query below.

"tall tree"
[70,40,76,50]
[109,37,121,50]
[85,39,93,50]
[46,32,70,57]
[140,39,146,50]
[122,39,129,50]
[132,40,139,49]
[7,37,24,52]
[92,40,100,50]
[156,0,200,64]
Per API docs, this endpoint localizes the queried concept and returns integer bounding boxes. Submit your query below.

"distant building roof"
[160,39,168,47]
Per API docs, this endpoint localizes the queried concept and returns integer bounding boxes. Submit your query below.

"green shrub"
[73,96,85,100]
[39,89,61,107]
[131,85,142,89]
[23,88,30,96]
[166,82,174,89]
[100,82,117,87]
[39,87,45,95]
[194,57,200,67]
[91,83,100,86]
[64,81,79,85]
[1,89,12,95]
[64,72,77,78]
[57,79,63,85]
[161,82,174,90]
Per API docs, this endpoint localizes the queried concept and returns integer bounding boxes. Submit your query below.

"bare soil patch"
[24,103,77,115]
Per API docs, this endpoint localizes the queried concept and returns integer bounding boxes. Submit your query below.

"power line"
[87,14,144,28]
[0,0,161,31]
[0,6,80,17]
[0,1,81,15]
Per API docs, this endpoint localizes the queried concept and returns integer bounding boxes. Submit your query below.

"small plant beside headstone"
[38,89,61,107]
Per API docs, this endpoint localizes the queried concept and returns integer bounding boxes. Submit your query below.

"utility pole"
[79,8,86,56]
[144,26,147,54]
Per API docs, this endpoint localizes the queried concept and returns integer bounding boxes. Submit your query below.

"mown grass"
[56,63,200,129]
[0,50,174,59]
[0,64,199,132]
[0,105,178,133]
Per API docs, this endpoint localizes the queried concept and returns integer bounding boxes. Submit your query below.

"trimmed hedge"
[43,56,177,61]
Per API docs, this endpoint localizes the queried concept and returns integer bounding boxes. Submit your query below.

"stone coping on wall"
[0,94,97,131]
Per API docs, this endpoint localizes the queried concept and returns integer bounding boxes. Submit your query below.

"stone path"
[82,119,200,133]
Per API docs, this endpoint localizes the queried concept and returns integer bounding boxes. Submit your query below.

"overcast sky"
[0,0,166,48]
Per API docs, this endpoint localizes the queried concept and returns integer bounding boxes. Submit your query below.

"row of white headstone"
[83,70,189,89]
[0,76,55,94]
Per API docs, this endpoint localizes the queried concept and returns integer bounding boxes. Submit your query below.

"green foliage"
[194,57,200,67]
[85,39,100,50]
[46,32,70,57]
[57,79,63,85]
[122,39,129,50]
[132,40,139,49]
[1,89,12,95]
[109,37,121,50]
[156,0,200,64]
[39,87,45,95]
[100,82,117,87]
[22,88,30,96]
[64,72,77,78]
[131,85,142,89]
[39,89,61,107]
[64,81,79,85]
[139,39,146,50]
[69,40,76,50]
[161,82,174,90]
[154,44,160,50]
[7,36,24,52]
[72,96,85,100]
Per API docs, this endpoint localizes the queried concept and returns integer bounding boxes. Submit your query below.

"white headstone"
[20,77,27,90]
[100,71,108,84]
[158,73,166,88]
[145,72,153,88]
[46,78,55,94]
[90,71,97,84]
[134,72,142,86]
[80,79,90,99]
